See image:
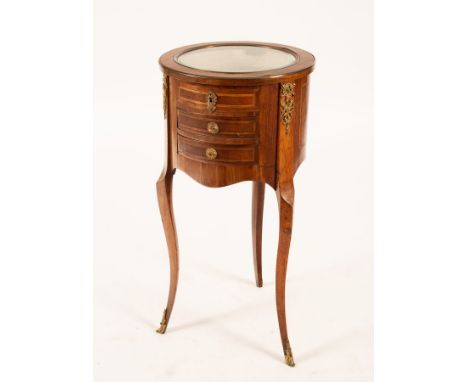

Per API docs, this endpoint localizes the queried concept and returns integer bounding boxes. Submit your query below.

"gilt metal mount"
[280,82,295,135]
[206,91,218,112]
[156,309,168,334]
[284,343,295,367]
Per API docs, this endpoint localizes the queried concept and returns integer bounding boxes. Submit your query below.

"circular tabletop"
[159,42,315,82]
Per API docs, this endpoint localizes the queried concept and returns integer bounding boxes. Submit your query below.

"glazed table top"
[159,42,315,81]
[176,45,297,73]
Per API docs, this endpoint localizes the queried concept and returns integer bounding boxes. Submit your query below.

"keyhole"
[207,91,217,112]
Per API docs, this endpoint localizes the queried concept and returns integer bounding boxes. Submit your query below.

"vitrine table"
[156,42,315,366]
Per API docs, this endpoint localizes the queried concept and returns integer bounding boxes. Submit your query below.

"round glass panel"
[176,45,297,73]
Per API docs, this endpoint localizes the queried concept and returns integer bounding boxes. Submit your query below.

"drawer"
[177,83,259,116]
[178,128,257,146]
[177,134,256,164]
[178,110,256,136]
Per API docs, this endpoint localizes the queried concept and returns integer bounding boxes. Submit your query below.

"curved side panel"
[293,76,310,175]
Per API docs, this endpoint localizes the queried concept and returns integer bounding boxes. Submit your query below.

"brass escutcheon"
[205,147,217,160]
[206,91,217,112]
[207,121,219,134]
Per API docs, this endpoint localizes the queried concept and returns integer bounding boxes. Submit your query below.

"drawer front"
[177,110,257,137]
[178,134,256,164]
[178,128,257,146]
[178,83,259,116]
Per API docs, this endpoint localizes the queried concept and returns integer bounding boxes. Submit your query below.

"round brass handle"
[205,147,217,160]
[207,121,219,134]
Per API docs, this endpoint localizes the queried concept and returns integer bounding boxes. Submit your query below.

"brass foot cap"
[156,309,168,334]
[285,349,295,367]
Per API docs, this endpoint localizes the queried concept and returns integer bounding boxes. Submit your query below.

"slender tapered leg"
[252,181,265,287]
[275,181,295,366]
[156,167,179,334]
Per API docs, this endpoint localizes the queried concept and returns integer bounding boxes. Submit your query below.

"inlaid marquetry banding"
[162,75,169,119]
[178,85,258,113]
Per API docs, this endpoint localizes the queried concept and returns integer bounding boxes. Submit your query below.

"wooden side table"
[156,42,315,366]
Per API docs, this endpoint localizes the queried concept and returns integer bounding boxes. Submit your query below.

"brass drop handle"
[205,147,217,160]
[206,91,217,112]
[207,121,219,134]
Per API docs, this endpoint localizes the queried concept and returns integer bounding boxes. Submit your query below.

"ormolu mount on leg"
[156,309,168,334]
[284,341,295,367]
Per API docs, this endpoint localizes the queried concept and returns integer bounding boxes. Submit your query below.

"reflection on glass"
[177,45,297,73]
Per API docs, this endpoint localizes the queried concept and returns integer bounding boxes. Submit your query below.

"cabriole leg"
[156,168,179,334]
[252,181,265,287]
[275,181,295,366]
